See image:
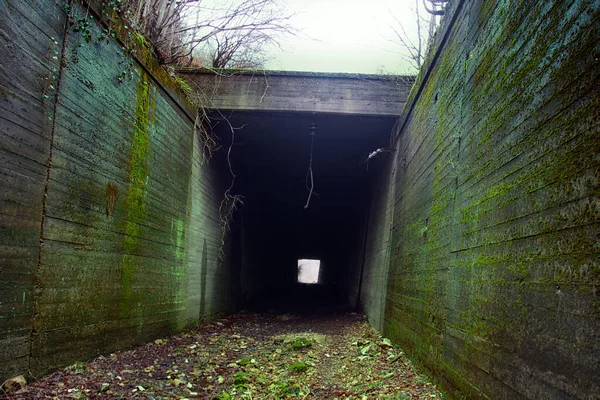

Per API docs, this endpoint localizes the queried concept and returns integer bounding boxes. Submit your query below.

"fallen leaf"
[1,375,26,393]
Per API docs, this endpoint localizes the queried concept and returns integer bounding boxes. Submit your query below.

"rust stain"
[106,182,119,216]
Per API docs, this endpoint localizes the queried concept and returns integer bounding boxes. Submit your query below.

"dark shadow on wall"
[199,238,208,318]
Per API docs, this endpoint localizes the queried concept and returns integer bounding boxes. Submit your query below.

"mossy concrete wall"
[0,0,233,381]
[362,0,599,398]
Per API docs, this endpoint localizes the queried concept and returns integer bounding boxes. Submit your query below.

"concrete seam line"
[29,0,73,374]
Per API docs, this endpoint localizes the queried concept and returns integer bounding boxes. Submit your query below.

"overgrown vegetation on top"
[96,0,296,68]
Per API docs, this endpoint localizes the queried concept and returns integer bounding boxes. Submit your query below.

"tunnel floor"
[16,312,444,399]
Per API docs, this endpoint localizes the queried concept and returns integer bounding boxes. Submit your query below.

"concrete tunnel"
[3,0,598,396]
[176,69,413,313]
[210,111,396,311]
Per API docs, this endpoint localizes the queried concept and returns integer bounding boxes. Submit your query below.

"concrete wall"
[359,155,397,331]
[0,0,65,379]
[179,69,413,117]
[360,0,599,398]
[0,0,233,381]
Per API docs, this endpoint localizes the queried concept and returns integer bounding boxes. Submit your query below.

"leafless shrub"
[388,0,446,72]
[388,0,430,71]
[114,0,295,66]
[199,30,271,69]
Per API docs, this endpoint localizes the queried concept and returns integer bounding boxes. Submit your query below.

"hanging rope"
[304,123,316,209]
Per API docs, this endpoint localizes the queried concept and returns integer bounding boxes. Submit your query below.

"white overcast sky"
[263,0,426,74]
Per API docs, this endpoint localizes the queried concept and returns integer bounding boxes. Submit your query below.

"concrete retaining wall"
[0,0,233,380]
[359,155,397,331]
[361,0,599,398]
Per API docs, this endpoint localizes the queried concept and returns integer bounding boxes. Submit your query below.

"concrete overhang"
[177,68,414,117]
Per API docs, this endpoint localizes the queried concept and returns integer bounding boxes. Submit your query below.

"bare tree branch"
[388,0,443,71]
[112,0,296,66]
[216,114,245,263]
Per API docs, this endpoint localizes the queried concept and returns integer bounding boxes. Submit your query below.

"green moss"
[290,337,312,351]
[173,76,193,95]
[121,70,154,308]
[238,358,251,366]
[174,218,185,261]
[133,32,149,49]
[233,371,251,385]
[383,0,599,398]
[509,262,531,281]
[97,1,196,110]
[289,362,308,373]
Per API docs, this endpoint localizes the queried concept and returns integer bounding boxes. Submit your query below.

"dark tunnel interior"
[210,111,396,312]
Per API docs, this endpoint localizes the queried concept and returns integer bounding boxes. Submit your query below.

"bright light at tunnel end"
[297,259,320,284]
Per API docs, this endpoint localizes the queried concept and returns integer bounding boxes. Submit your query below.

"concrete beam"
[177,69,414,117]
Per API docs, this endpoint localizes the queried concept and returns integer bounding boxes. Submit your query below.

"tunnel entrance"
[210,111,396,312]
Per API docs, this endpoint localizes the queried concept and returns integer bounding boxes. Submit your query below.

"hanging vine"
[304,123,317,209]
[216,117,245,263]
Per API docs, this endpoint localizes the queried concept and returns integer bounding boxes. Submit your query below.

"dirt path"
[6,312,444,399]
